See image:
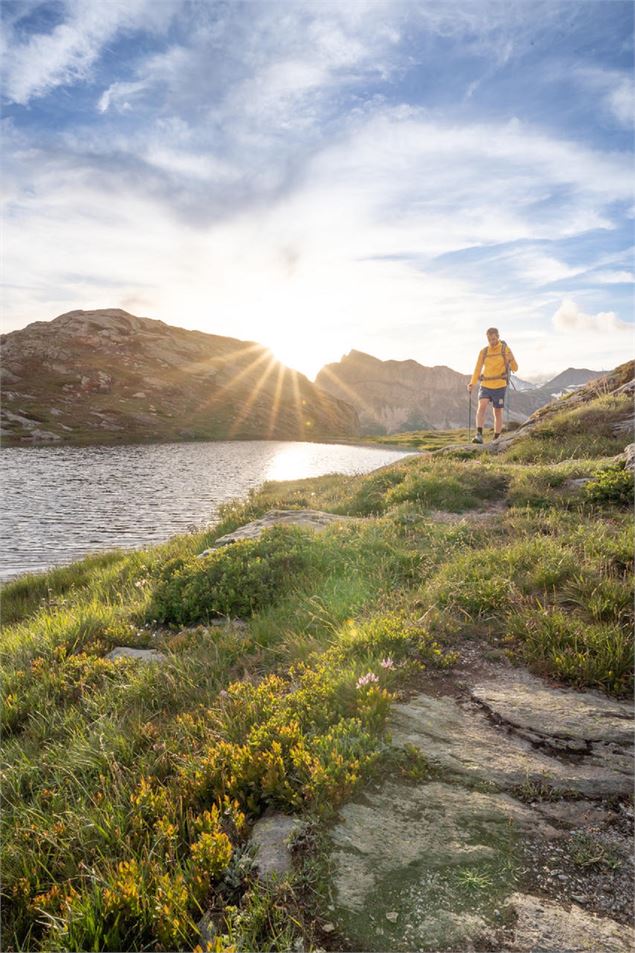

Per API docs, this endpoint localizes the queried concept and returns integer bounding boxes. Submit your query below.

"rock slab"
[389,691,632,796]
[508,892,635,952]
[200,510,351,555]
[471,673,634,747]
[329,780,555,952]
[106,646,167,663]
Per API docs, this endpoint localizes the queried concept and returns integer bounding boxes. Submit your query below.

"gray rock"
[566,477,591,488]
[249,813,304,882]
[199,510,353,555]
[623,442,635,472]
[106,646,167,663]
[329,780,554,951]
[30,429,62,442]
[471,673,634,747]
[507,892,635,952]
[389,692,632,796]
[533,799,620,829]
[612,417,634,437]
[197,911,216,949]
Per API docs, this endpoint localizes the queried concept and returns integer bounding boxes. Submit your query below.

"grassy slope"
[1,383,633,952]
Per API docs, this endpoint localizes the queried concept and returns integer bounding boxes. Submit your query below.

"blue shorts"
[478,385,506,408]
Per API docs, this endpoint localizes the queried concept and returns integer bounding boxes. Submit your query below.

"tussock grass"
[1,378,633,950]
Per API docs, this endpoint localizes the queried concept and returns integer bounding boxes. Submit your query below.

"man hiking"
[467,328,518,444]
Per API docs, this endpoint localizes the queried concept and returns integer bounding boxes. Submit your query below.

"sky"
[1,0,634,381]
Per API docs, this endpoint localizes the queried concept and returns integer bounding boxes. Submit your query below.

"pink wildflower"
[356,672,379,689]
[380,657,395,669]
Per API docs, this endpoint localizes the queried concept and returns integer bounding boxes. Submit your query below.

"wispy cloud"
[1,0,178,105]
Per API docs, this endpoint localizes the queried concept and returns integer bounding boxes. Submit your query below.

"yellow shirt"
[470,342,518,389]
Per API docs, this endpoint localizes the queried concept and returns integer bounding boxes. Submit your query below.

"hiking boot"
[471,434,483,444]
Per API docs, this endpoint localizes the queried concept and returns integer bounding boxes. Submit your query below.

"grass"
[1,375,633,951]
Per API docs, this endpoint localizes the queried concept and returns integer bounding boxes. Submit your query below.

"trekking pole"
[468,388,472,443]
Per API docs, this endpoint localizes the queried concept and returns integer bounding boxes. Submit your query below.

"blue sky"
[2,0,633,379]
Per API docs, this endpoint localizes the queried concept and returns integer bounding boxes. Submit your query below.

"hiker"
[467,328,518,444]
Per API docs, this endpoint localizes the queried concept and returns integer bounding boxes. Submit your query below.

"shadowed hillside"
[0,310,359,445]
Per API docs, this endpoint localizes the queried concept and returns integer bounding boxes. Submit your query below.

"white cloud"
[553,298,632,334]
[2,0,178,105]
[573,67,635,129]
[608,80,635,127]
[592,270,635,285]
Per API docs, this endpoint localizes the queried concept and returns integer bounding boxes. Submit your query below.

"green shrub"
[585,462,634,507]
[148,525,323,624]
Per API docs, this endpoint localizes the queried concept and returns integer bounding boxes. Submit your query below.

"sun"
[267,336,334,381]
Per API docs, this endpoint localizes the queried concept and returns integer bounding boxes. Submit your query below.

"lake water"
[0,440,415,582]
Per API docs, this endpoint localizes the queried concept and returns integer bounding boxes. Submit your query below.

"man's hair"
[486,327,499,336]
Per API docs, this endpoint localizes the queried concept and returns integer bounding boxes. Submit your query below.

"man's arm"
[468,349,485,390]
[508,348,518,373]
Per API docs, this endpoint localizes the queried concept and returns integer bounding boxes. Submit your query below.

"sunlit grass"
[1,378,633,950]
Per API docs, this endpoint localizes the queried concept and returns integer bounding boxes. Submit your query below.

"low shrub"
[148,526,323,624]
[585,462,634,507]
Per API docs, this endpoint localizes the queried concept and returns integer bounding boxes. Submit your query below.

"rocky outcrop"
[508,893,634,952]
[328,666,634,951]
[315,350,605,435]
[0,309,359,445]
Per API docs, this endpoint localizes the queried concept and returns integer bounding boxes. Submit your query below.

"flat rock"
[200,509,352,554]
[507,892,635,952]
[329,780,555,952]
[106,646,167,663]
[389,692,632,796]
[249,813,304,881]
[471,673,634,748]
[623,442,635,471]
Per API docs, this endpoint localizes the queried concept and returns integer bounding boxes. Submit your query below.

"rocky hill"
[0,310,359,445]
[315,350,473,433]
[315,350,607,435]
[543,366,605,394]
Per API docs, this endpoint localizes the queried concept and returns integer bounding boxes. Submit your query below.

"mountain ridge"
[0,309,359,446]
[315,348,607,435]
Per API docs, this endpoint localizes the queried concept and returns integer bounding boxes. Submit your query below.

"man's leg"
[493,406,503,435]
[472,397,489,443]
[476,398,489,429]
